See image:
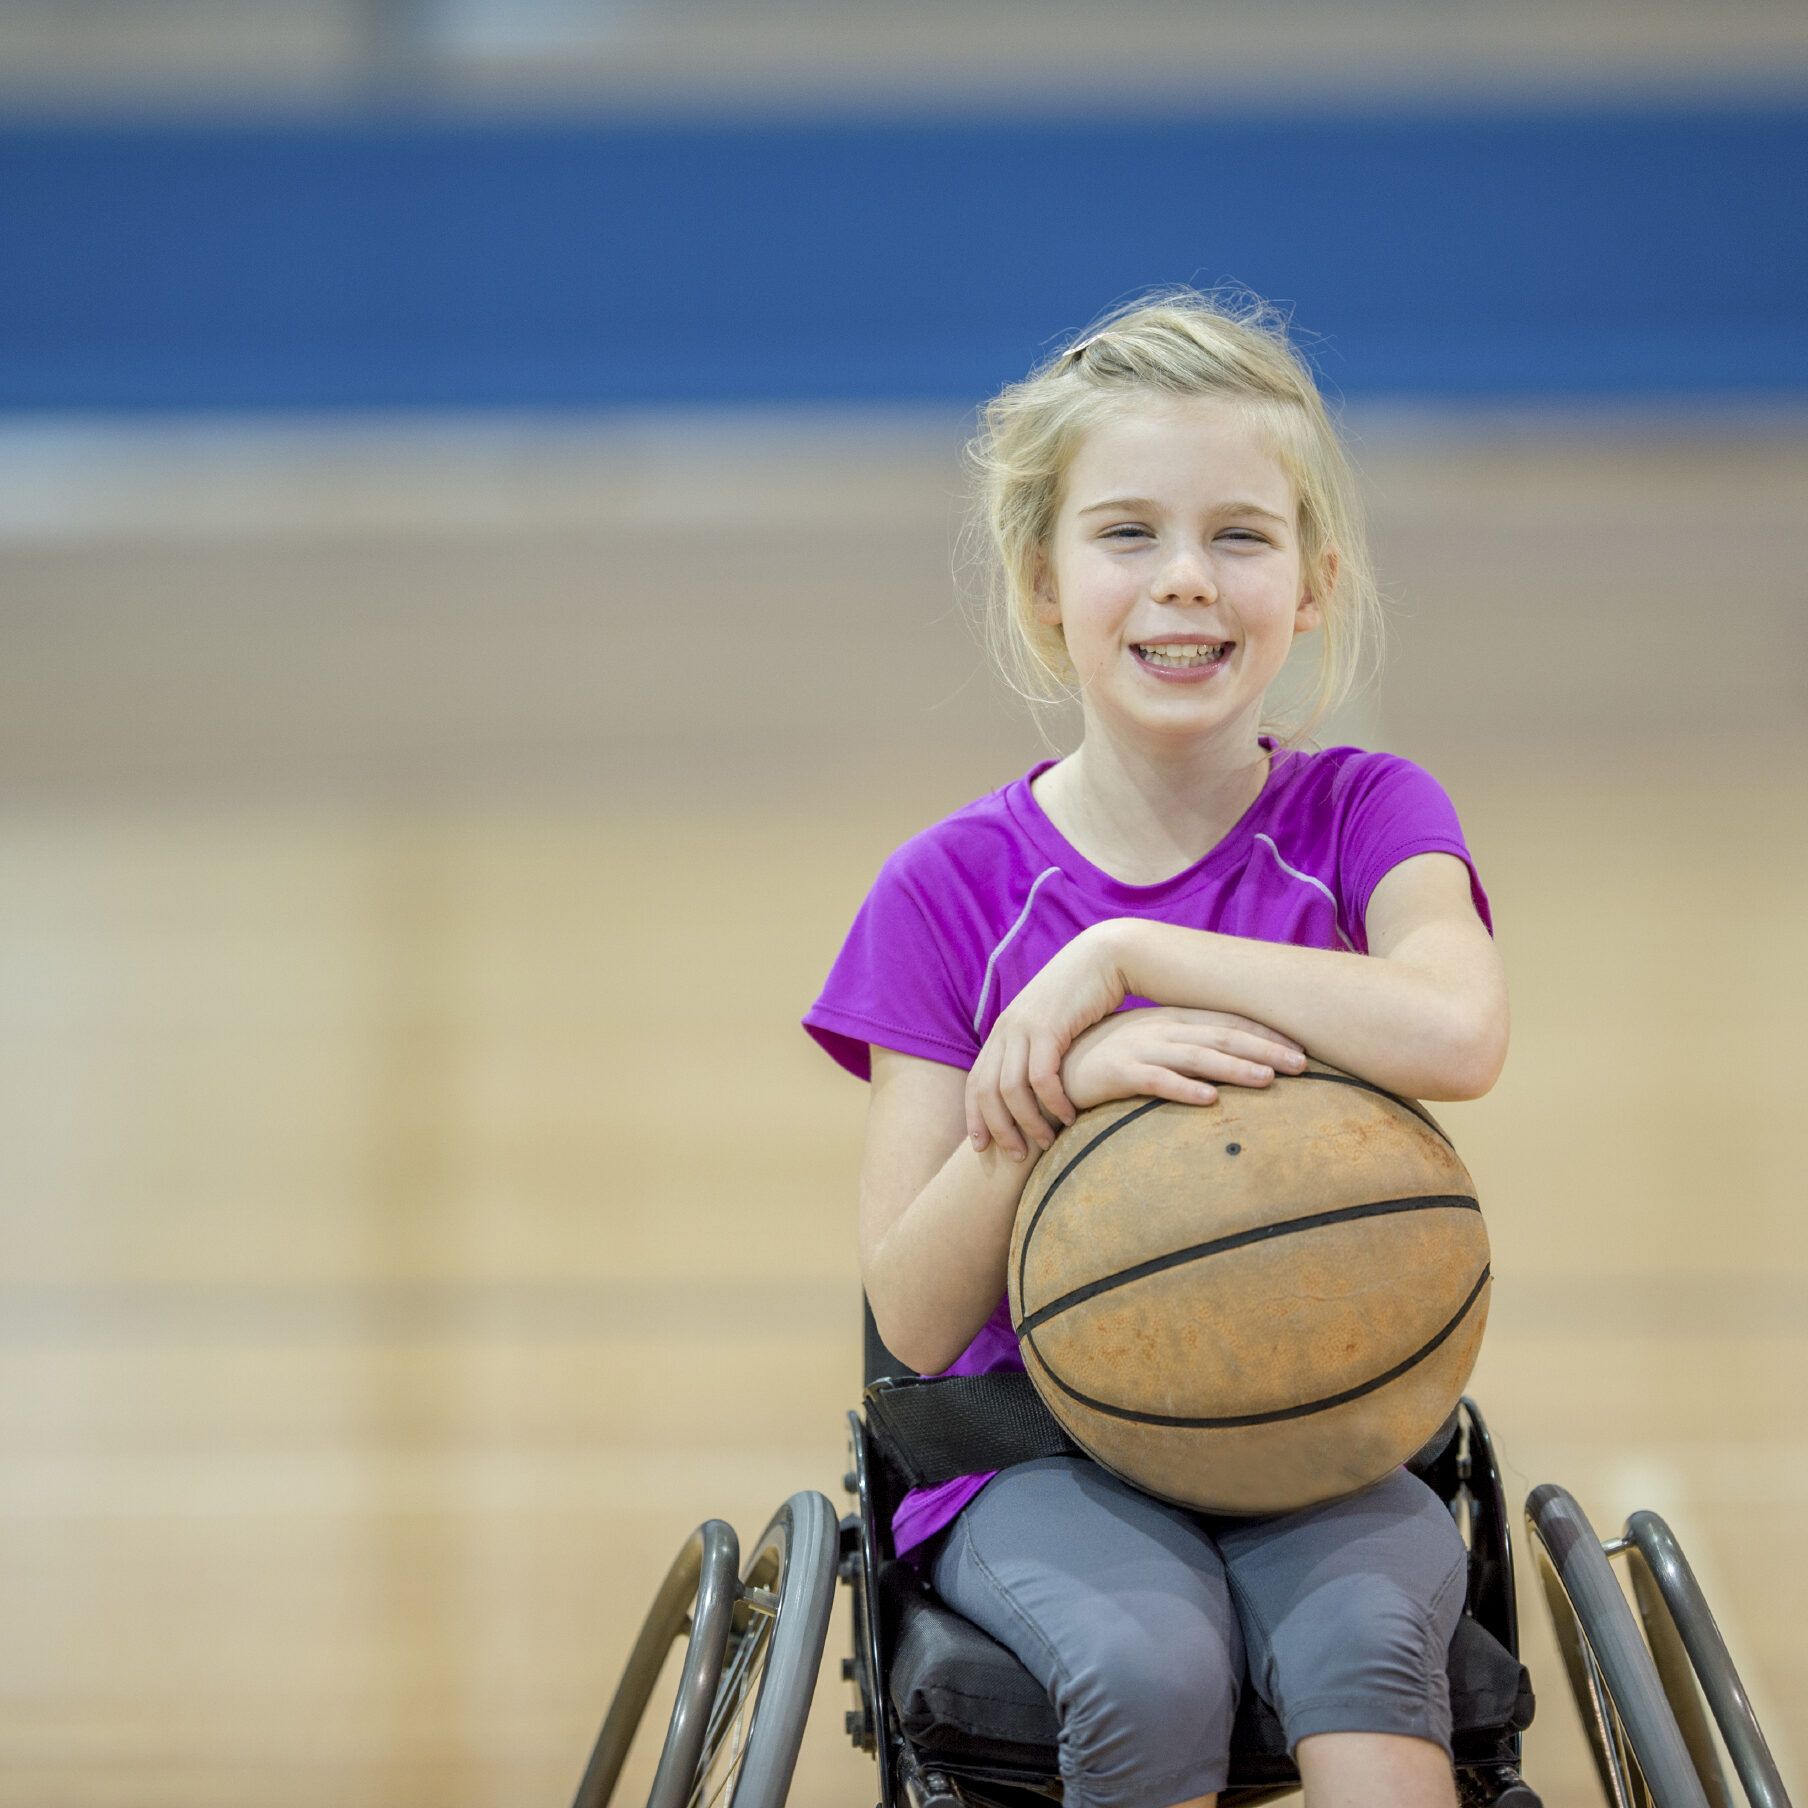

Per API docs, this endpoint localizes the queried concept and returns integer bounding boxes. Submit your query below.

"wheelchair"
[574,1304,1794,1808]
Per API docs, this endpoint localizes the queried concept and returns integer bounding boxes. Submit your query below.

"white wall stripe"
[1253,832,1355,951]
[971,866,1063,1033]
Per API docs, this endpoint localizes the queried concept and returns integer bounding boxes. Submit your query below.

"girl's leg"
[929,1457,1243,1808]
[1294,1731,1456,1807]
[1214,1468,1467,1807]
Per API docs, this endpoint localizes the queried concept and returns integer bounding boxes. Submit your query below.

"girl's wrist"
[1106,916,1216,1007]
[1093,916,1151,997]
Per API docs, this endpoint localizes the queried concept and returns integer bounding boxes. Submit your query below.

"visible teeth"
[1136,643,1227,668]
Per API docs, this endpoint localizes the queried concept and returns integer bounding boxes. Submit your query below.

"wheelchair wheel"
[1526,1484,1710,1808]
[573,1493,839,1808]
[1621,1511,1792,1808]
[689,1490,839,1808]
[573,1518,742,1808]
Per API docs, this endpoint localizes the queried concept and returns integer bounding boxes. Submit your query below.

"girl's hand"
[1061,1007,1307,1114]
[964,924,1135,1158]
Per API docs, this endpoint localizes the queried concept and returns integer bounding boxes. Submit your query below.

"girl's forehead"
[1064,395,1294,501]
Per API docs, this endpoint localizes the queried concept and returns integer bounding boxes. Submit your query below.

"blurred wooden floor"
[0,414,1803,1806]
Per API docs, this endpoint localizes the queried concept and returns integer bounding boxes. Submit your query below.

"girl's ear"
[1032,553,1061,626]
[1294,546,1337,633]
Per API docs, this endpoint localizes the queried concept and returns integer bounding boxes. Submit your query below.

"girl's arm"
[862,1010,1303,1373]
[860,1052,1026,1374]
[967,851,1508,1159]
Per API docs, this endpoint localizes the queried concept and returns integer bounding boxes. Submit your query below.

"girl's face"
[1037,395,1321,755]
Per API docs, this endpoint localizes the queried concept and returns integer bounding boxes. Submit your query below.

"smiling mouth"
[1133,641,1230,670]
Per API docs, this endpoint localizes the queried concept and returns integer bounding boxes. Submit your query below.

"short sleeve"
[1334,754,1493,949]
[803,849,985,1082]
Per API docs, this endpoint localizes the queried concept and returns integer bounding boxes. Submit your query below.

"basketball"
[1007,1063,1490,1515]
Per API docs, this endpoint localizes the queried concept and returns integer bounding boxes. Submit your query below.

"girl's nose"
[1154,545,1217,605]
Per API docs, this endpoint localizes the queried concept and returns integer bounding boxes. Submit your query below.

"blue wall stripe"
[1,110,1803,409]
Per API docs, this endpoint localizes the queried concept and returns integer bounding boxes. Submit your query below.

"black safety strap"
[862,1372,1081,1489]
[862,1373,1464,1493]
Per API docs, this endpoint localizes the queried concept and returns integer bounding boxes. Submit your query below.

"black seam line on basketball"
[1012,1193,1481,1338]
[1286,1070,1450,1145]
[1013,1098,1167,1314]
[1033,1263,1491,1430]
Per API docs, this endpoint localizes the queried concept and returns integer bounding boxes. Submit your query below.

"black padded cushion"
[1450,1617,1538,1739]
[887,1566,1533,1771]
[889,1573,1059,1765]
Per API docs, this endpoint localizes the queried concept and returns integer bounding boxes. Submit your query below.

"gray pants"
[929,1458,1467,1808]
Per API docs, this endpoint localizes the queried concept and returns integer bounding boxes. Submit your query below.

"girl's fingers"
[970,1065,1020,1156]
[972,1024,1069,1159]
[1172,1009,1305,1056]
[983,1082,1025,1158]
[1225,1061,1278,1088]
[1172,1026,1306,1071]
[1154,1040,1278,1089]
[1000,1038,1056,1156]
[965,1051,998,1150]
[1227,1016,1304,1054]
[1133,1063,1218,1107]
[987,1040,1033,1159]
[1000,1082,1053,1156]
[966,1094,990,1152]
[1186,1056,1275,1088]
[1028,1034,1076,1129]
[981,1095,1023,1158]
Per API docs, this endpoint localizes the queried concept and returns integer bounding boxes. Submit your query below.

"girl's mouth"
[1132,640,1230,676]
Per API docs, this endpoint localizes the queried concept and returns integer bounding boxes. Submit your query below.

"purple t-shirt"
[805,743,1490,1554]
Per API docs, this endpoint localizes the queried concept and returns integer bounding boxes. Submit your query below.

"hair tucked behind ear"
[965,287,1381,744]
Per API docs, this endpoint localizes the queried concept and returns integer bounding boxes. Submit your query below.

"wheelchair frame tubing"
[847,1410,904,1808]
[1622,1511,1793,1808]
[1527,1484,1710,1808]
[1459,1397,1522,1662]
[574,1518,742,1808]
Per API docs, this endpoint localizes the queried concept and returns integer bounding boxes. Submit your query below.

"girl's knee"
[1261,1574,1458,1751]
[1056,1616,1239,1808]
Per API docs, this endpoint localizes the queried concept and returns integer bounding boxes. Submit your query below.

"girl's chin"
[1083,696,1260,749]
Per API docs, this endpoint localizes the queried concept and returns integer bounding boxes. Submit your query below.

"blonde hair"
[967,288,1381,743]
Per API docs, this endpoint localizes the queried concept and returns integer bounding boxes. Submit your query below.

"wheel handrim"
[573,1518,741,1808]
[688,1514,791,1808]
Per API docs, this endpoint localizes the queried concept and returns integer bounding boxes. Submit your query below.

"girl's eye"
[1219,528,1269,545]
[1101,524,1151,541]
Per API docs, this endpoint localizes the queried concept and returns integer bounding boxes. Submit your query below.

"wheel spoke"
[700,1626,765,1760]
[688,1616,774,1808]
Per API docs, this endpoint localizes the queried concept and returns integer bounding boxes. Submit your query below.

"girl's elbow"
[869,1304,949,1377]
[862,1273,949,1376]
[1433,1006,1509,1101]
[1438,1048,1505,1101]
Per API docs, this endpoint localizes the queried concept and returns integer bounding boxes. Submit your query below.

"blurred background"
[0,4,1805,1804]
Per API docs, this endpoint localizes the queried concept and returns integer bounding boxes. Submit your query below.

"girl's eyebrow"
[1077,496,1290,524]
[1077,496,1158,515]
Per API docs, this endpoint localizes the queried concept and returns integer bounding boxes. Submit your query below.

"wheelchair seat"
[885,1557,1536,1780]
[843,1341,1543,1808]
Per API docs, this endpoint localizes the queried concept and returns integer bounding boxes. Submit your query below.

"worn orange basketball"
[1007,1064,1490,1515]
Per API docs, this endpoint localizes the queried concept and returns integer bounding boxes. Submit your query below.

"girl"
[804,292,1508,1808]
